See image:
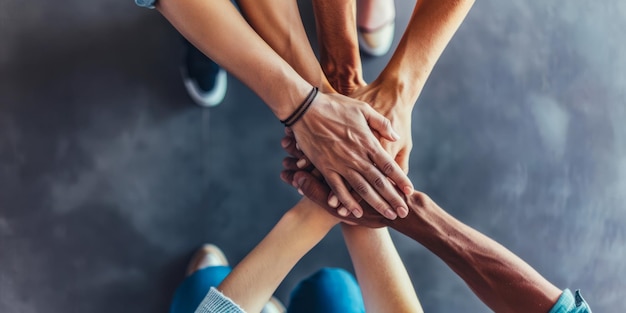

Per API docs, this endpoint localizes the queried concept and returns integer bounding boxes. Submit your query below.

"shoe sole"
[358,22,395,57]
[185,244,229,276]
[182,68,228,107]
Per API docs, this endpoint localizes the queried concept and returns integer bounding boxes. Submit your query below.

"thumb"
[363,106,399,142]
[396,150,410,174]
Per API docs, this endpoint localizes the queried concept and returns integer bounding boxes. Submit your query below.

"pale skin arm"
[234,0,334,93]
[156,0,310,119]
[341,225,423,313]
[217,198,338,312]
[156,0,414,220]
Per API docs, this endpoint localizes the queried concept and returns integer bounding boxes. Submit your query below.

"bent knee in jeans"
[288,267,365,313]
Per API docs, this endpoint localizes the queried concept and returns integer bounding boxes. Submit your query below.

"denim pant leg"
[287,267,365,313]
[169,266,232,313]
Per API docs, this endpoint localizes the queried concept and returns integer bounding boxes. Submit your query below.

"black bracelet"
[280,87,319,127]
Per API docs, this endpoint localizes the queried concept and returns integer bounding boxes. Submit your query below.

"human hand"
[288,93,413,220]
[282,81,414,219]
[349,79,413,173]
[280,132,387,228]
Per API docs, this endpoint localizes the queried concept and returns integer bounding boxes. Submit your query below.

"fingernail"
[384,209,397,220]
[298,188,304,196]
[403,186,413,195]
[295,143,301,151]
[281,138,291,148]
[398,206,409,218]
[297,177,305,187]
[338,207,349,216]
[296,159,307,168]
[353,209,363,218]
[328,195,339,208]
[292,180,298,188]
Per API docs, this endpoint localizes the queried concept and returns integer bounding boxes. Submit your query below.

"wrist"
[373,72,423,109]
[273,76,315,121]
[321,52,364,95]
[390,192,450,243]
[289,198,339,233]
[326,67,366,95]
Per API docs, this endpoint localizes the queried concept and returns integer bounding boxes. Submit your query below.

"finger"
[282,157,300,172]
[296,158,309,169]
[325,173,365,218]
[285,127,294,137]
[363,106,399,142]
[344,169,398,220]
[362,163,408,218]
[294,171,331,209]
[327,191,339,208]
[311,168,323,180]
[280,170,295,186]
[370,147,414,196]
[281,136,305,159]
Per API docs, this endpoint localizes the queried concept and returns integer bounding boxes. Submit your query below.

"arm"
[389,193,562,313]
[217,198,338,312]
[341,225,423,313]
[312,0,365,95]
[157,0,414,220]
[376,0,475,106]
[156,0,310,120]
[234,0,334,93]
[312,0,475,172]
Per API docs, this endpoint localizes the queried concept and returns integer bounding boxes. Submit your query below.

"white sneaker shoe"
[185,244,229,277]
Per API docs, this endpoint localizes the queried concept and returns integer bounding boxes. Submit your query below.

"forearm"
[156,0,311,119]
[312,0,365,94]
[236,0,334,93]
[379,0,475,107]
[392,193,561,313]
[217,198,336,312]
[341,225,422,313]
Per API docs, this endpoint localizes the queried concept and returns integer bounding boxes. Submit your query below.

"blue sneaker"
[181,40,227,107]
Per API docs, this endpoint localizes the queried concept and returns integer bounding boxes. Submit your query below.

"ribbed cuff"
[194,287,246,313]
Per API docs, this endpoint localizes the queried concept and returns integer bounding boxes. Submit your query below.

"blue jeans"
[169,267,365,313]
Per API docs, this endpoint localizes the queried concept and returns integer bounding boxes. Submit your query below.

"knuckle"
[373,176,386,189]
[374,202,389,214]
[355,182,369,195]
[380,161,396,175]
[412,191,431,207]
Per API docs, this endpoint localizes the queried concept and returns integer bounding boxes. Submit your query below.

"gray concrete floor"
[1,0,625,312]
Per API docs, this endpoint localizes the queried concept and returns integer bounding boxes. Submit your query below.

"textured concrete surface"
[1,0,625,312]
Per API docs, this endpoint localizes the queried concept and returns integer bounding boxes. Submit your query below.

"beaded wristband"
[280,87,319,127]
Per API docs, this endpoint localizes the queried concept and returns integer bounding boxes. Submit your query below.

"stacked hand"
[283,76,415,220]
[281,129,389,228]
[288,91,413,219]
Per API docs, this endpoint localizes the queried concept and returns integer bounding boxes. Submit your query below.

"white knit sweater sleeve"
[194,287,247,313]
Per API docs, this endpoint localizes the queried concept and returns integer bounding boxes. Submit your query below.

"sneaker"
[181,40,227,107]
[357,0,396,56]
[185,244,286,312]
[185,244,229,277]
